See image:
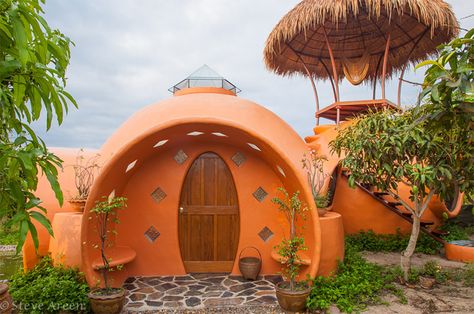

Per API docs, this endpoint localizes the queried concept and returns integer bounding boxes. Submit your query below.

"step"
[431,229,449,236]
[313,125,334,135]
[387,201,402,207]
[420,221,435,227]
[304,135,320,144]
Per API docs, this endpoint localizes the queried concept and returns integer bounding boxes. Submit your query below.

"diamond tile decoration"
[231,152,246,167]
[174,149,188,165]
[144,226,160,243]
[253,187,268,202]
[258,226,274,243]
[151,187,167,204]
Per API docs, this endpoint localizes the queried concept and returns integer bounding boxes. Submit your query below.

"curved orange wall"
[23,148,99,270]
[313,124,449,234]
[81,92,321,286]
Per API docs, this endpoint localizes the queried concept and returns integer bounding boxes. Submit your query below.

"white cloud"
[32,0,473,148]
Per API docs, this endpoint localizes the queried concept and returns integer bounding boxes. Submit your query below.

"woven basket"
[238,246,262,280]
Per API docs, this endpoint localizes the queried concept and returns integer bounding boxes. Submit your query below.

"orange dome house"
[24,66,350,287]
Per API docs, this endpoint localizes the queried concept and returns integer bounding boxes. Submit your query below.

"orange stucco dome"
[80,89,322,285]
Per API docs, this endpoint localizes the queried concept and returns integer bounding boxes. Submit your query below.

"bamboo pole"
[381,33,391,100]
[323,27,340,102]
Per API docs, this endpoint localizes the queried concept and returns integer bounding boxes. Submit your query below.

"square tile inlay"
[174,149,188,165]
[231,152,246,167]
[253,187,268,202]
[258,226,274,243]
[145,226,160,243]
[151,187,167,204]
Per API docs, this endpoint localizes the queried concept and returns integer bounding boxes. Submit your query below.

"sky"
[33,0,474,149]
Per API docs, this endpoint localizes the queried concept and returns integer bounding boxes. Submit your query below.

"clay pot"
[318,204,333,217]
[68,199,87,212]
[0,283,13,314]
[88,288,125,314]
[275,281,311,312]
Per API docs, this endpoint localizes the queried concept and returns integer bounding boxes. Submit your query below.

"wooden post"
[323,27,339,102]
[381,33,391,100]
[397,28,428,107]
[295,52,320,121]
[373,55,383,99]
[321,59,338,102]
[336,106,341,125]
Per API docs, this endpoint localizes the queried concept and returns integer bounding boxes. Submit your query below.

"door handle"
[179,206,184,214]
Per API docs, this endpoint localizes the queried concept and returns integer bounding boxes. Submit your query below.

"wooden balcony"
[316,99,400,123]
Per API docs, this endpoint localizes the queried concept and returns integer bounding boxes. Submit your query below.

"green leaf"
[43,166,63,206]
[30,211,54,237]
[27,220,39,250]
[17,220,29,254]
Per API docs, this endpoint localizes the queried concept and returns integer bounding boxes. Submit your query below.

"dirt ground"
[362,252,474,314]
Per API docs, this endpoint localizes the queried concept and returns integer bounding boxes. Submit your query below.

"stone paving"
[123,273,283,311]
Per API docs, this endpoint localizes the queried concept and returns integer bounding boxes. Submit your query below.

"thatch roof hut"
[264,0,459,81]
[264,0,459,124]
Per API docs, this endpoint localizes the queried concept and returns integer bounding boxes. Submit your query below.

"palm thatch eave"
[264,0,459,81]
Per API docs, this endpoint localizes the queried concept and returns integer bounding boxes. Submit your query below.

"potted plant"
[302,149,331,216]
[88,196,127,314]
[272,188,311,312]
[68,149,100,212]
[0,283,13,313]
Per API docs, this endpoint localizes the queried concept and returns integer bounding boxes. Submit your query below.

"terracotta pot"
[318,204,333,217]
[275,281,311,312]
[68,199,87,212]
[0,283,13,314]
[88,288,125,314]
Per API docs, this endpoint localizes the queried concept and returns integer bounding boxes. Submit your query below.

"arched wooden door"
[179,152,240,273]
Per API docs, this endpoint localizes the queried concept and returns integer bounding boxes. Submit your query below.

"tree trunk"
[401,215,421,282]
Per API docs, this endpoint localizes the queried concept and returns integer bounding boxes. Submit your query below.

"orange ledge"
[444,241,474,263]
[271,250,311,266]
[92,246,136,270]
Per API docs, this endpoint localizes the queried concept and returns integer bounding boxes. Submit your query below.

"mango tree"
[416,28,473,205]
[0,0,76,252]
[331,28,474,280]
[330,107,472,280]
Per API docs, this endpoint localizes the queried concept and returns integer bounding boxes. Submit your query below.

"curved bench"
[271,250,311,266]
[92,246,136,270]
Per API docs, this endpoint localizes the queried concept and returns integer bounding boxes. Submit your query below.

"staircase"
[341,171,446,244]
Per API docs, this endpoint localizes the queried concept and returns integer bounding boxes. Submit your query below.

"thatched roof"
[264,0,459,81]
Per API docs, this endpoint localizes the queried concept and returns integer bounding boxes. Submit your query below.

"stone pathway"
[123,274,283,312]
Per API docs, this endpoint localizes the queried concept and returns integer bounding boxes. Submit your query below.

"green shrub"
[345,230,442,254]
[0,221,18,245]
[9,256,89,313]
[439,221,471,242]
[463,264,474,287]
[306,247,404,313]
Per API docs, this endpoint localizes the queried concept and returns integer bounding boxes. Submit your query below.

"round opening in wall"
[247,143,261,151]
[187,131,204,136]
[154,139,168,148]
